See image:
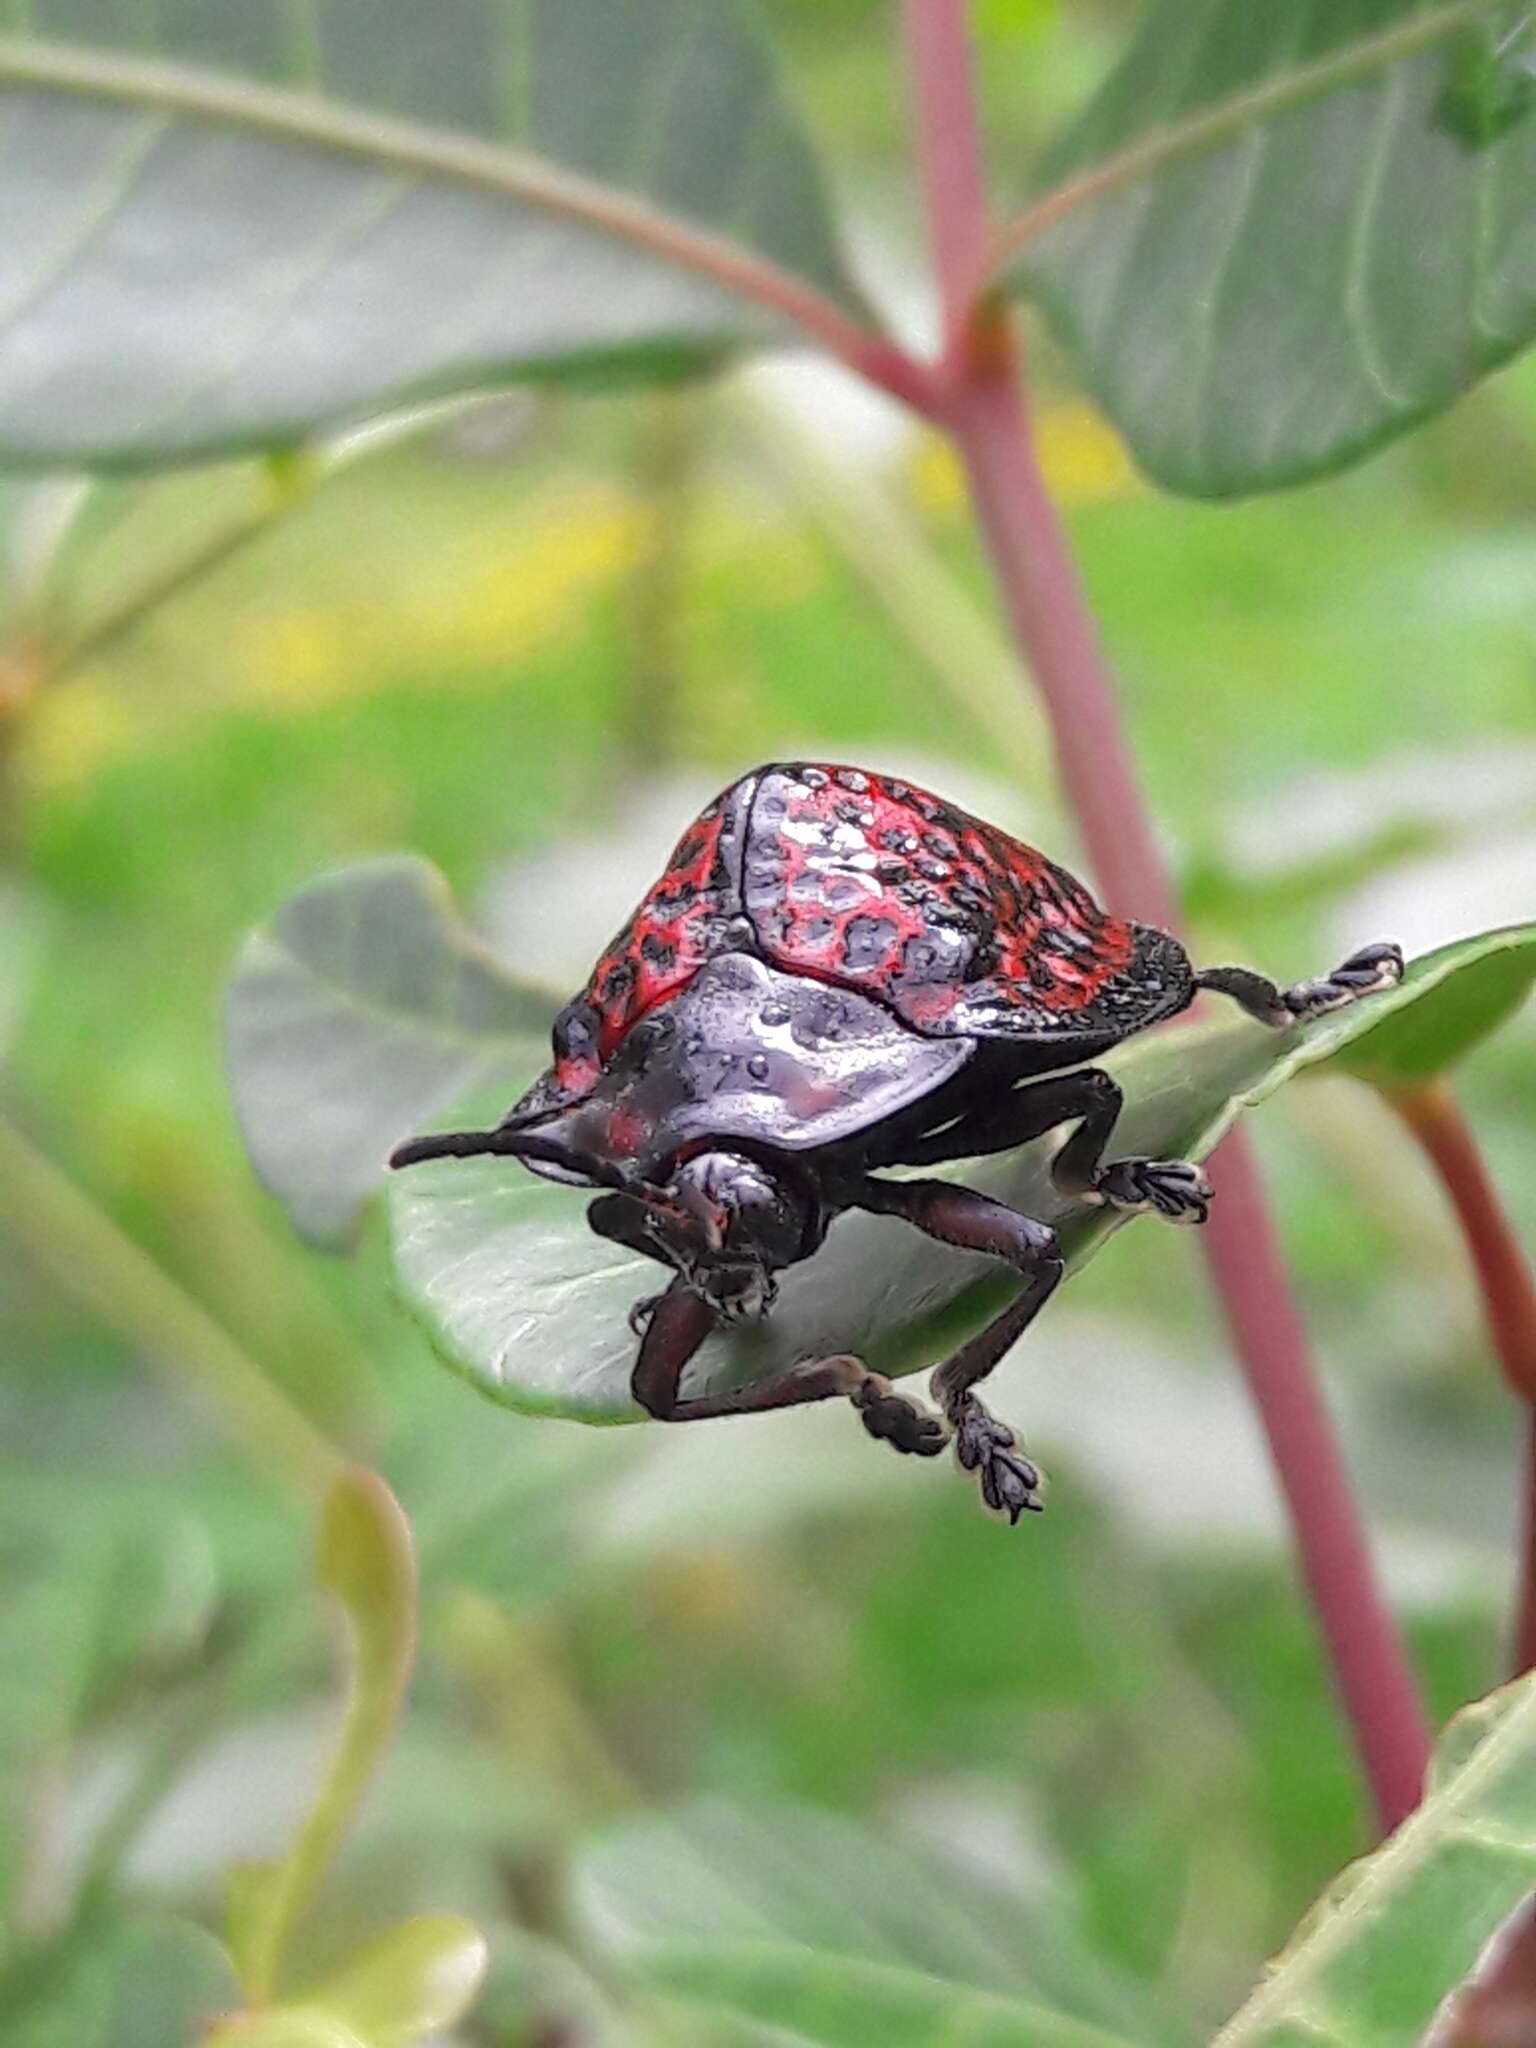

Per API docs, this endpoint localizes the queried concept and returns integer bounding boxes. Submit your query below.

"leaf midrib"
[0,34,878,356]
[992,0,1499,274]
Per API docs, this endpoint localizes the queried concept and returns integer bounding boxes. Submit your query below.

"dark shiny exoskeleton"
[392,764,1403,1522]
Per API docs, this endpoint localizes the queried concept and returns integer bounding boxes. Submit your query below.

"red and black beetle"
[392,764,1402,1522]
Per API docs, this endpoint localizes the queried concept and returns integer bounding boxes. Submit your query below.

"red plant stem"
[902,0,1430,1830]
[1390,1081,1536,1674]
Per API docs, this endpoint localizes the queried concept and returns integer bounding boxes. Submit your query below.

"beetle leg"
[629,1277,945,1455]
[1026,1070,1211,1225]
[852,1177,1057,1523]
[900,1070,1211,1227]
[1196,941,1403,1027]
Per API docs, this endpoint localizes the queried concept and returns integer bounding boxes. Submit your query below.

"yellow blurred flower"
[911,396,1136,517]
[17,675,140,792]
[240,483,645,709]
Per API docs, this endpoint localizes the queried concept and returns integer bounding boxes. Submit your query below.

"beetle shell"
[548,764,1193,1107]
[535,950,975,1179]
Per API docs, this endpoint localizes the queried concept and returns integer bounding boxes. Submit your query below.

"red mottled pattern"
[552,774,755,1095]
[743,766,1135,1036]
[551,762,1146,1101]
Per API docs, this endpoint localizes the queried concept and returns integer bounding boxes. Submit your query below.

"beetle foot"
[1095,1157,1212,1225]
[850,1370,949,1458]
[627,1292,665,1337]
[951,1398,1043,1523]
[1283,940,1404,1020]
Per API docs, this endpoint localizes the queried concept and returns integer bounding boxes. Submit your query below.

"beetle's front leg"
[1196,941,1404,1027]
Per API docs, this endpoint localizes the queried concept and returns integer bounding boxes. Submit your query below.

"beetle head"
[640,1150,814,1319]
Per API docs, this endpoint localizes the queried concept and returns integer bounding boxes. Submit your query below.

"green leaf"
[208,2017,366,2048]
[387,922,1535,1423]
[305,1914,488,2045]
[0,877,43,1062]
[0,0,866,470]
[575,1800,1145,2046]
[226,857,552,1249]
[1215,1669,1536,2045]
[9,1916,239,2048]
[230,1469,417,2005]
[1322,922,1536,1086]
[1001,0,1536,497]
[641,1949,1136,2048]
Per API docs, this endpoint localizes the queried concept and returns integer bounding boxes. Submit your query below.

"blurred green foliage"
[1,9,1535,2044]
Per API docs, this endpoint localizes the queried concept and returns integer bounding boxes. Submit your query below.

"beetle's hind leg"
[1197,941,1404,1027]
[853,1177,1057,1523]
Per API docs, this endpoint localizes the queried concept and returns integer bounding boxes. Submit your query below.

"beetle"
[391,763,1403,1522]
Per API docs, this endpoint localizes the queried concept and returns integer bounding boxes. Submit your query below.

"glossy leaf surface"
[0,1,863,468]
[1005,1,1536,496]
[303,1914,488,2045]
[385,921,1535,1422]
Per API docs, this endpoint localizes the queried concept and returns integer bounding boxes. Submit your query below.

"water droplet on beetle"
[747,1054,770,1082]
[761,1002,790,1028]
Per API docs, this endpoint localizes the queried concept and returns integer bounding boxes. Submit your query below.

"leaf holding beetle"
[225,857,1533,1421]
[373,911,1533,1423]
[1003,0,1536,497]
[0,0,867,468]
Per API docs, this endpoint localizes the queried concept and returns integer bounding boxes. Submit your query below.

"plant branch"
[902,0,993,369]
[1388,1080,1536,1675]
[0,1114,342,1499]
[904,0,1429,1831]
[988,0,1495,275]
[0,38,944,421]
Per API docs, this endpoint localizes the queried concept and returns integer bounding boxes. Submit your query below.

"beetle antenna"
[389,1126,590,1174]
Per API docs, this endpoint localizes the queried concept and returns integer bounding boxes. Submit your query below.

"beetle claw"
[851,1372,949,1458]
[1096,1157,1212,1226]
[1284,940,1404,1020]
[951,1398,1043,1524]
[628,1292,665,1337]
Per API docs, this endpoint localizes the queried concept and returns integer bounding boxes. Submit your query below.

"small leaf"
[230,1469,418,2004]
[307,1914,489,2044]
[388,924,1535,1423]
[1001,0,1536,497]
[226,857,552,1248]
[0,1,867,468]
[10,1916,239,2048]
[1321,922,1536,1087]
[1216,1669,1536,2045]
[208,2016,367,2048]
